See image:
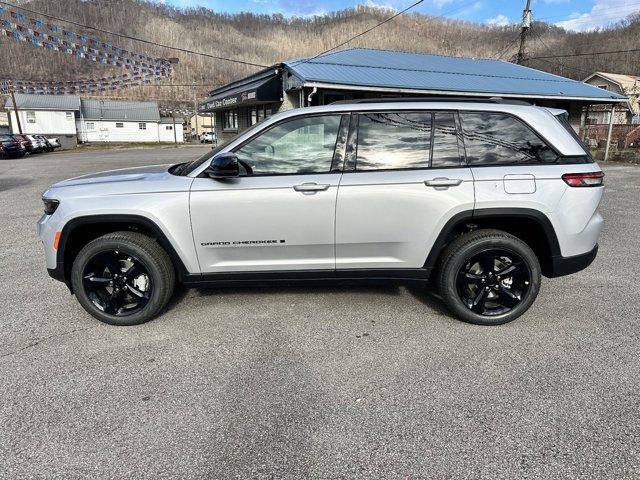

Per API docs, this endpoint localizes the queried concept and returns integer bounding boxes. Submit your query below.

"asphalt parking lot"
[1,147,639,479]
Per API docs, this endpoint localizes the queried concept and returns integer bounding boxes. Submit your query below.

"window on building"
[223,109,238,130]
[166,125,173,130]
[356,112,432,171]
[235,114,342,175]
[66,112,73,121]
[431,113,463,168]
[139,123,147,130]
[115,122,124,128]
[250,106,274,126]
[86,122,95,130]
[460,112,558,165]
[26,111,36,124]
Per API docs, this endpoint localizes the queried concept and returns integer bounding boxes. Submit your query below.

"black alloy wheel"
[82,250,152,316]
[71,231,175,326]
[456,249,531,316]
[437,229,541,325]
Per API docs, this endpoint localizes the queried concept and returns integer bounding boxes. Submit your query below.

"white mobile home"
[77,99,179,143]
[5,94,80,148]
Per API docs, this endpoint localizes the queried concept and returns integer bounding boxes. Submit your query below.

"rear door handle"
[424,178,463,189]
[293,183,330,193]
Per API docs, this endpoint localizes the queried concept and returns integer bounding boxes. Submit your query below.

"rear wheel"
[437,229,541,325]
[71,231,175,326]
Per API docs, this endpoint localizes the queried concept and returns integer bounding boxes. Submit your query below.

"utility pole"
[516,0,532,65]
[193,80,199,142]
[10,90,23,134]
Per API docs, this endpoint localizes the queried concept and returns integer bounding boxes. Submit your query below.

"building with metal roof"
[200,47,628,143]
[4,94,181,146]
[5,93,81,111]
[80,99,161,122]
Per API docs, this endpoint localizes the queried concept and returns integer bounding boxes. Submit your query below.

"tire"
[437,229,541,326]
[71,231,176,326]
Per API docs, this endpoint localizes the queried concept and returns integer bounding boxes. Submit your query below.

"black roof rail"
[329,96,531,106]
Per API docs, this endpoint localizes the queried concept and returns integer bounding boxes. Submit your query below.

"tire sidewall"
[442,236,541,325]
[71,237,167,326]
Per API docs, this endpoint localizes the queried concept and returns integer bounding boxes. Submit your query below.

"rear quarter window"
[460,112,559,166]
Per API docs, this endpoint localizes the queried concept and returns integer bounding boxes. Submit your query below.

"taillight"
[562,171,604,187]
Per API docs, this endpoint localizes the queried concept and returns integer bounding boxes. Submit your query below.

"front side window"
[235,114,342,175]
[356,112,431,171]
[461,112,558,165]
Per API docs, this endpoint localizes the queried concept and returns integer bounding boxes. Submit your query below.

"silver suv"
[38,100,604,326]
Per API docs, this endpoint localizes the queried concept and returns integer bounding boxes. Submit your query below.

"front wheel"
[437,229,541,325]
[71,231,176,326]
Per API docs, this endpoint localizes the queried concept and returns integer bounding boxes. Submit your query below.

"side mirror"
[205,152,239,179]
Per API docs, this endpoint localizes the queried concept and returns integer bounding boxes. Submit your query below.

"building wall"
[9,109,77,135]
[158,122,184,143]
[189,114,215,137]
[77,120,176,143]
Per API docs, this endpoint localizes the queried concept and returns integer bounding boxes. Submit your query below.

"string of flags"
[0,5,172,95]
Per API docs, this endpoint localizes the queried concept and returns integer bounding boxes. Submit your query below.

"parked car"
[26,135,47,153]
[0,134,26,158]
[12,134,35,154]
[38,99,604,326]
[34,135,55,152]
[46,137,61,150]
[200,132,216,144]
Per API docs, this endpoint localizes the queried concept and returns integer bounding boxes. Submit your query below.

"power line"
[0,0,269,68]
[295,0,426,64]
[529,47,640,60]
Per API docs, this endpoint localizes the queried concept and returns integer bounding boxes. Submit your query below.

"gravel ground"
[0,148,639,479]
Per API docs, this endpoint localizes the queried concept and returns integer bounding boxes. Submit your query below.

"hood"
[51,164,173,188]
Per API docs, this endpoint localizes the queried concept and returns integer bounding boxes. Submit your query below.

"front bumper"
[548,244,598,278]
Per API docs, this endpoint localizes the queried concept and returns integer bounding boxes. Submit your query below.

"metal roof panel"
[284,48,626,101]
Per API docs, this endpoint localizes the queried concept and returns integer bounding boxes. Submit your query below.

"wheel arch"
[56,214,189,288]
[424,208,561,278]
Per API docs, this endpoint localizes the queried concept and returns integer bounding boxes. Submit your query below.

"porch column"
[604,104,616,162]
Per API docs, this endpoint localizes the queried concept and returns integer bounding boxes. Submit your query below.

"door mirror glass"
[206,152,239,179]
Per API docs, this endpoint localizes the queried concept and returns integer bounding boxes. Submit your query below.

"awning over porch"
[200,69,282,112]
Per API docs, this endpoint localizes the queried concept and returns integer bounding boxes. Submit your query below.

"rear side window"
[356,112,431,170]
[460,112,558,165]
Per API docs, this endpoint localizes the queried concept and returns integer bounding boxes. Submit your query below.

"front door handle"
[293,183,330,193]
[424,178,463,189]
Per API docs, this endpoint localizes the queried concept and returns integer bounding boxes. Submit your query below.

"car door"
[335,110,475,271]
[190,113,348,273]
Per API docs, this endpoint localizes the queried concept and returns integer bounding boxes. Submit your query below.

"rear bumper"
[548,244,598,278]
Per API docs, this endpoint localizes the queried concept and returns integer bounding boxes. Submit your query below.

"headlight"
[43,198,60,215]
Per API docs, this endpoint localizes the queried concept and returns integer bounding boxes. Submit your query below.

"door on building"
[335,110,475,271]
[98,126,109,142]
[189,113,349,273]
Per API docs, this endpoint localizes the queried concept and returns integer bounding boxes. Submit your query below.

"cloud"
[556,0,640,31]
[486,13,510,27]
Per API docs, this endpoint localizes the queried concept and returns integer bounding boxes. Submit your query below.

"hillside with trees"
[1,0,640,102]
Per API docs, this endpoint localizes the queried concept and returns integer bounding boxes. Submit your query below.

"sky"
[162,0,640,31]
